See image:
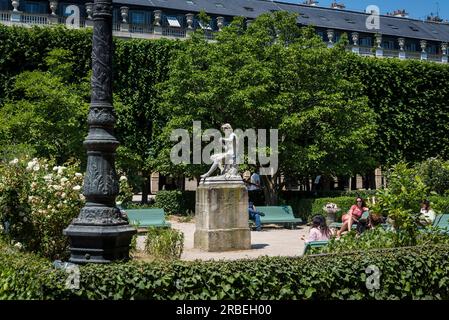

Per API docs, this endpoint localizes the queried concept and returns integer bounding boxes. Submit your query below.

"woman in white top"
[419,200,436,226]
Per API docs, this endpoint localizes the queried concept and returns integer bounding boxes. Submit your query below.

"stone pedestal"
[120,23,129,32]
[376,48,383,57]
[194,178,251,252]
[49,15,59,25]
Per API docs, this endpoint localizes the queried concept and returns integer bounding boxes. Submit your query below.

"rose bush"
[0,157,132,260]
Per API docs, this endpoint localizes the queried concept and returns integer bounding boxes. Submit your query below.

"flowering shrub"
[116,174,133,207]
[0,158,84,259]
[322,203,341,214]
[0,157,133,260]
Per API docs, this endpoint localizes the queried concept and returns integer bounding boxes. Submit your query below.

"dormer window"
[167,16,181,28]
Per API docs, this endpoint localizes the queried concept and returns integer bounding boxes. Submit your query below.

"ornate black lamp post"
[63,0,136,264]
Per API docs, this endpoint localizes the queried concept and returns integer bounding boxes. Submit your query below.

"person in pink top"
[306,214,332,243]
[337,197,369,237]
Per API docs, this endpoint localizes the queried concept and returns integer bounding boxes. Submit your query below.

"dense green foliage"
[348,57,449,165]
[415,158,449,195]
[2,23,449,197]
[154,190,195,215]
[0,158,84,259]
[292,196,356,222]
[156,13,377,204]
[0,25,181,202]
[144,227,184,260]
[0,49,89,162]
[2,240,449,300]
[113,39,183,202]
[308,226,449,255]
[0,157,133,260]
[154,190,185,216]
[371,162,429,245]
[0,26,92,107]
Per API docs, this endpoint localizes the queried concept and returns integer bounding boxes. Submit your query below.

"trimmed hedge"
[2,241,449,299]
[2,25,449,169]
[289,197,359,222]
[347,57,449,165]
[154,190,195,216]
[291,196,449,222]
[0,244,67,299]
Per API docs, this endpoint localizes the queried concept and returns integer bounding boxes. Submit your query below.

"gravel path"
[137,221,310,261]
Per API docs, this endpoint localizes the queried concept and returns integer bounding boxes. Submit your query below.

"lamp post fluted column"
[64,0,136,264]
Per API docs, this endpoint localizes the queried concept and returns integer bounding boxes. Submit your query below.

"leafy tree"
[371,162,429,246]
[415,157,449,195]
[155,12,377,203]
[113,39,182,203]
[0,49,89,163]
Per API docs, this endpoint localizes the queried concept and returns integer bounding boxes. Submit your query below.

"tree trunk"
[141,169,150,204]
[261,175,279,205]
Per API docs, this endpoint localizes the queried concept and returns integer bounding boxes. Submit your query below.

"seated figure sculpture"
[200,123,239,180]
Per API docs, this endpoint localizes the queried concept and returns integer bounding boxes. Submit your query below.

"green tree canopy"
[155,12,377,203]
[0,49,89,163]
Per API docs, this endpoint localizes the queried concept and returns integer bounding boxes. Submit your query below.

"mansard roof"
[116,0,449,42]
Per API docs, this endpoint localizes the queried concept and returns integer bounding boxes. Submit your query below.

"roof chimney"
[330,1,345,9]
[387,9,409,18]
[426,13,443,23]
[303,0,319,6]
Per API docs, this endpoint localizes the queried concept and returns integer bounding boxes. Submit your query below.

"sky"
[278,0,449,21]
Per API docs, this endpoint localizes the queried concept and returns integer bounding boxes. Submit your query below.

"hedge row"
[347,57,449,165]
[154,190,195,216]
[125,190,449,222]
[2,25,449,168]
[291,197,356,222]
[292,196,449,222]
[2,241,449,299]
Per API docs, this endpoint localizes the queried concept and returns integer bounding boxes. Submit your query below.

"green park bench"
[124,208,171,229]
[328,211,371,230]
[432,213,449,232]
[250,205,303,229]
[302,240,329,255]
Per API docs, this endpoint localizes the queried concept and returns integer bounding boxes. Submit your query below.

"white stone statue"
[200,123,239,180]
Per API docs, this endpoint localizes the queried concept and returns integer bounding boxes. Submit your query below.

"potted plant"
[323,203,340,225]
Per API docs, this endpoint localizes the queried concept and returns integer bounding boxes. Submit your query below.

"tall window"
[23,1,47,14]
[382,40,395,50]
[129,10,151,25]
[405,43,417,51]
[360,37,372,47]
[334,33,341,43]
[112,7,120,24]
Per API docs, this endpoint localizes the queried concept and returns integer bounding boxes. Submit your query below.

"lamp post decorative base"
[64,223,136,264]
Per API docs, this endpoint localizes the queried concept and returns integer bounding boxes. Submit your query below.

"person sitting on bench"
[417,200,436,226]
[337,197,369,237]
[306,214,332,243]
[248,201,265,231]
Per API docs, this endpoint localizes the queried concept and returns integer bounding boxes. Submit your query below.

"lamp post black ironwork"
[63,0,136,264]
